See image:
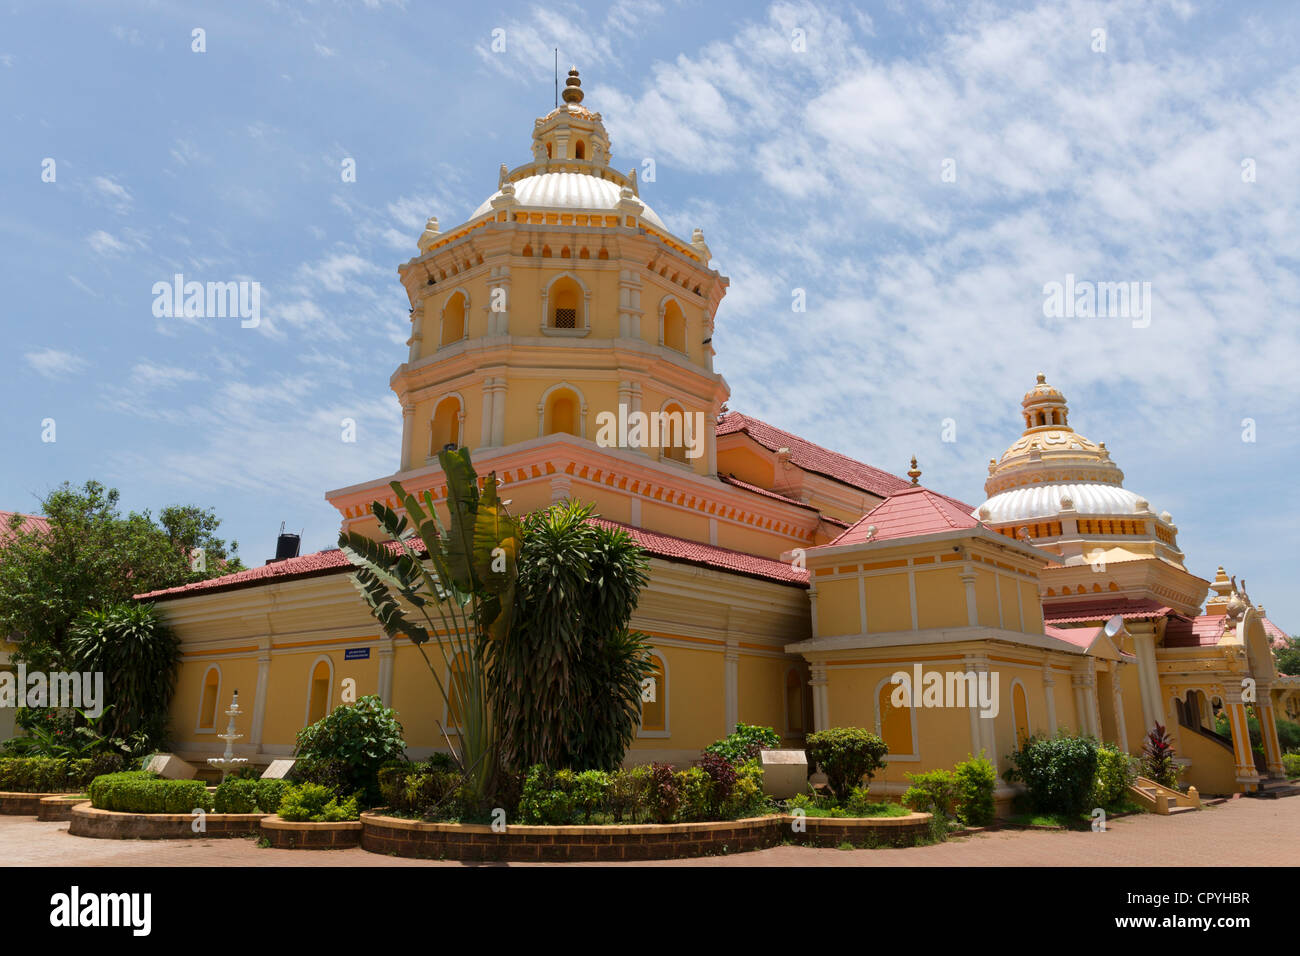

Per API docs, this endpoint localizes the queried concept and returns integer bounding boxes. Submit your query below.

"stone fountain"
[206,690,249,781]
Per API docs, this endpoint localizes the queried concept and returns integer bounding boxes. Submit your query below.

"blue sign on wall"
[344,648,371,661]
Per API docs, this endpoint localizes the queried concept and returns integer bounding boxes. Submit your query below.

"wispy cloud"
[25,348,89,379]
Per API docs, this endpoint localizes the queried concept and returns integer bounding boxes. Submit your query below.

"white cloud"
[25,348,89,379]
[91,175,132,213]
[87,230,129,256]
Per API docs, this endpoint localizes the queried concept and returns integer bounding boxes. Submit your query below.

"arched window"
[574,139,586,159]
[306,657,333,726]
[440,292,466,346]
[429,395,462,455]
[638,652,667,735]
[1012,680,1030,744]
[545,388,580,435]
[546,142,552,159]
[875,677,916,758]
[660,402,689,463]
[785,668,806,736]
[662,299,687,353]
[597,248,609,260]
[197,666,221,731]
[548,276,582,329]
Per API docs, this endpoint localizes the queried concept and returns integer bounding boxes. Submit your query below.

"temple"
[134,70,1298,803]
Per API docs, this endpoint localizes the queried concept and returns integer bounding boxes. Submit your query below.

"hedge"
[0,754,125,793]
[214,777,292,814]
[88,771,213,814]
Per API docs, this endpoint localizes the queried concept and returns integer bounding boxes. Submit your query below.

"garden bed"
[38,796,89,822]
[0,791,83,816]
[68,804,267,840]
[259,817,362,850]
[360,811,933,861]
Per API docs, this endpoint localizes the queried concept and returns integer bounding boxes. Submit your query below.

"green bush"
[376,763,466,820]
[1005,732,1099,816]
[953,753,997,826]
[276,783,359,822]
[572,770,610,824]
[646,763,681,823]
[902,769,960,819]
[517,766,577,824]
[0,757,72,792]
[1092,742,1138,808]
[722,759,767,819]
[842,785,880,817]
[676,767,713,822]
[805,728,889,803]
[703,723,781,765]
[89,771,213,813]
[1275,719,1300,754]
[1282,753,1300,779]
[255,778,292,813]
[292,695,406,806]
[608,765,649,822]
[214,778,258,814]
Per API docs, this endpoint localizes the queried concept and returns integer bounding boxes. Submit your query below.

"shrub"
[646,763,681,823]
[572,770,610,824]
[276,783,359,822]
[292,695,406,806]
[1004,732,1099,816]
[1092,742,1138,808]
[677,767,713,822]
[703,724,781,765]
[902,769,960,819]
[1283,753,1300,779]
[806,728,889,803]
[608,766,649,823]
[214,778,258,814]
[0,757,71,792]
[953,753,997,826]
[255,778,293,813]
[842,785,879,817]
[700,752,738,809]
[1274,719,1300,754]
[291,757,352,796]
[722,759,767,819]
[1140,723,1180,789]
[378,764,466,819]
[89,771,213,813]
[517,766,577,825]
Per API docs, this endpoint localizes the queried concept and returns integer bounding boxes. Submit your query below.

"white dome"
[975,482,1149,525]
[471,172,667,231]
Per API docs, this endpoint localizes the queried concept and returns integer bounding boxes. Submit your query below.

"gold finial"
[907,456,921,485]
[562,66,584,105]
[1035,372,1047,385]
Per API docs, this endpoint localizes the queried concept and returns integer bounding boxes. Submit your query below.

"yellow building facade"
[136,71,1296,804]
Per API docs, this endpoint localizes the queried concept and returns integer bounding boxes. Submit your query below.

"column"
[1111,662,1130,752]
[408,302,424,362]
[724,642,739,735]
[490,378,507,446]
[1130,622,1162,735]
[1042,664,1059,735]
[377,637,396,707]
[1223,687,1261,786]
[399,400,415,471]
[250,640,271,752]
[965,655,997,765]
[480,382,495,447]
[809,663,829,731]
[960,568,979,627]
[488,266,511,336]
[1256,688,1286,777]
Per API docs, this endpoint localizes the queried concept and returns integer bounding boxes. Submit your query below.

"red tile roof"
[590,518,808,587]
[1164,613,1294,649]
[718,411,916,499]
[1042,598,1173,625]
[1263,616,1293,648]
[138,518,809,602]
[0,511,52,546]
[1045,624,1138,660]
[717,474,849,528]
[828,485,979,546]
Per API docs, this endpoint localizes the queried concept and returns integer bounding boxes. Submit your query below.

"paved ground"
[3,796,1295,866]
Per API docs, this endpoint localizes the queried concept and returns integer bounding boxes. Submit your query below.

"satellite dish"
[1103,614,1124,639]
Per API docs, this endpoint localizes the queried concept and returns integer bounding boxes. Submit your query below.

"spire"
[907,456,921,485]
[562,67,584,105]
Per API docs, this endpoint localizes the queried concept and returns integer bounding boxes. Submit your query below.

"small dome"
[471,171,668,231]
[1022,372,1066,408]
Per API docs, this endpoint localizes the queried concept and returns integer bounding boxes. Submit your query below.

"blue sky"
[2,0,1297,625]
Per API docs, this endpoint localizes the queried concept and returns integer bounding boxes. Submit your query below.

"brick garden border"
[360,811,933,862]
[68,804,267,839]
[38,796,89,822]
[0,791,82,816]
[259,817,362,850]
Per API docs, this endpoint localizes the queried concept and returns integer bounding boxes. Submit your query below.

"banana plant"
[337,447,519,806]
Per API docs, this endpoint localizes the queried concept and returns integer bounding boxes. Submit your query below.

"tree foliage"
[0,481,241,670]
[493,500,653,771]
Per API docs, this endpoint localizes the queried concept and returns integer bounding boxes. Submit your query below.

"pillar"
[250,640,271,752]
[724,642,739,735]
[1130,622,1163,735]
[809,663,829,731]
[1111,662,1130,752]
[399,400,415,471]
[965,654,997,766]
[1223,688,1261,786]
[1256,688,1286,777]
[377,637,396,707]
[1042,664,1059,735]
